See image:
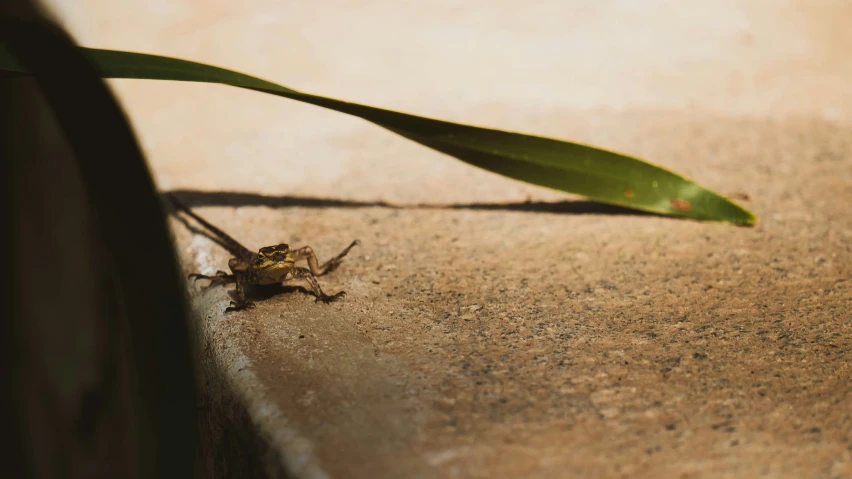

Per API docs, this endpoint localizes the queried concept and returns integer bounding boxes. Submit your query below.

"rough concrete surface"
[45,1,850,478]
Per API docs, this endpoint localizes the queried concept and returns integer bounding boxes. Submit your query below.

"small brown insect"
[727,192,751,201]
[168,194,359,312]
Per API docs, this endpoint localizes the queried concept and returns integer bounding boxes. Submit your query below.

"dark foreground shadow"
[166,189,658,218]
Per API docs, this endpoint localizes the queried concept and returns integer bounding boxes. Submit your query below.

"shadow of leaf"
[166,189,661,218]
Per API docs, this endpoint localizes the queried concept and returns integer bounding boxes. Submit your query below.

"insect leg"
[291,240,360,276]
[287,267,346,303]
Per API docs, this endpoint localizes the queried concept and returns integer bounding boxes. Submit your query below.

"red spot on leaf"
[624,189,635,198]
[670,198,691,211]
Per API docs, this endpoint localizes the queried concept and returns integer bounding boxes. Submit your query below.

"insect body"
[168,194,359,312]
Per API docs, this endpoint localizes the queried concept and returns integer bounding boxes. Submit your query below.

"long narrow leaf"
[0,44,756,224]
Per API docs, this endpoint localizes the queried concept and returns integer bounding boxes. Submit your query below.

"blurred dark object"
[0,2,196,478]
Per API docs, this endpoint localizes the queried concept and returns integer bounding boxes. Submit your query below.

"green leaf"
[0,44,756,224]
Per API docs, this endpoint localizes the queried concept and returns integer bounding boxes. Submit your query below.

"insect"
[167,194,359,312]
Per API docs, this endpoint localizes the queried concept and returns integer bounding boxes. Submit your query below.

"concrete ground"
[46,1,850,477]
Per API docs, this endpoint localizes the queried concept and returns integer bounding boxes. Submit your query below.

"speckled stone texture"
[43,1,851,477]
